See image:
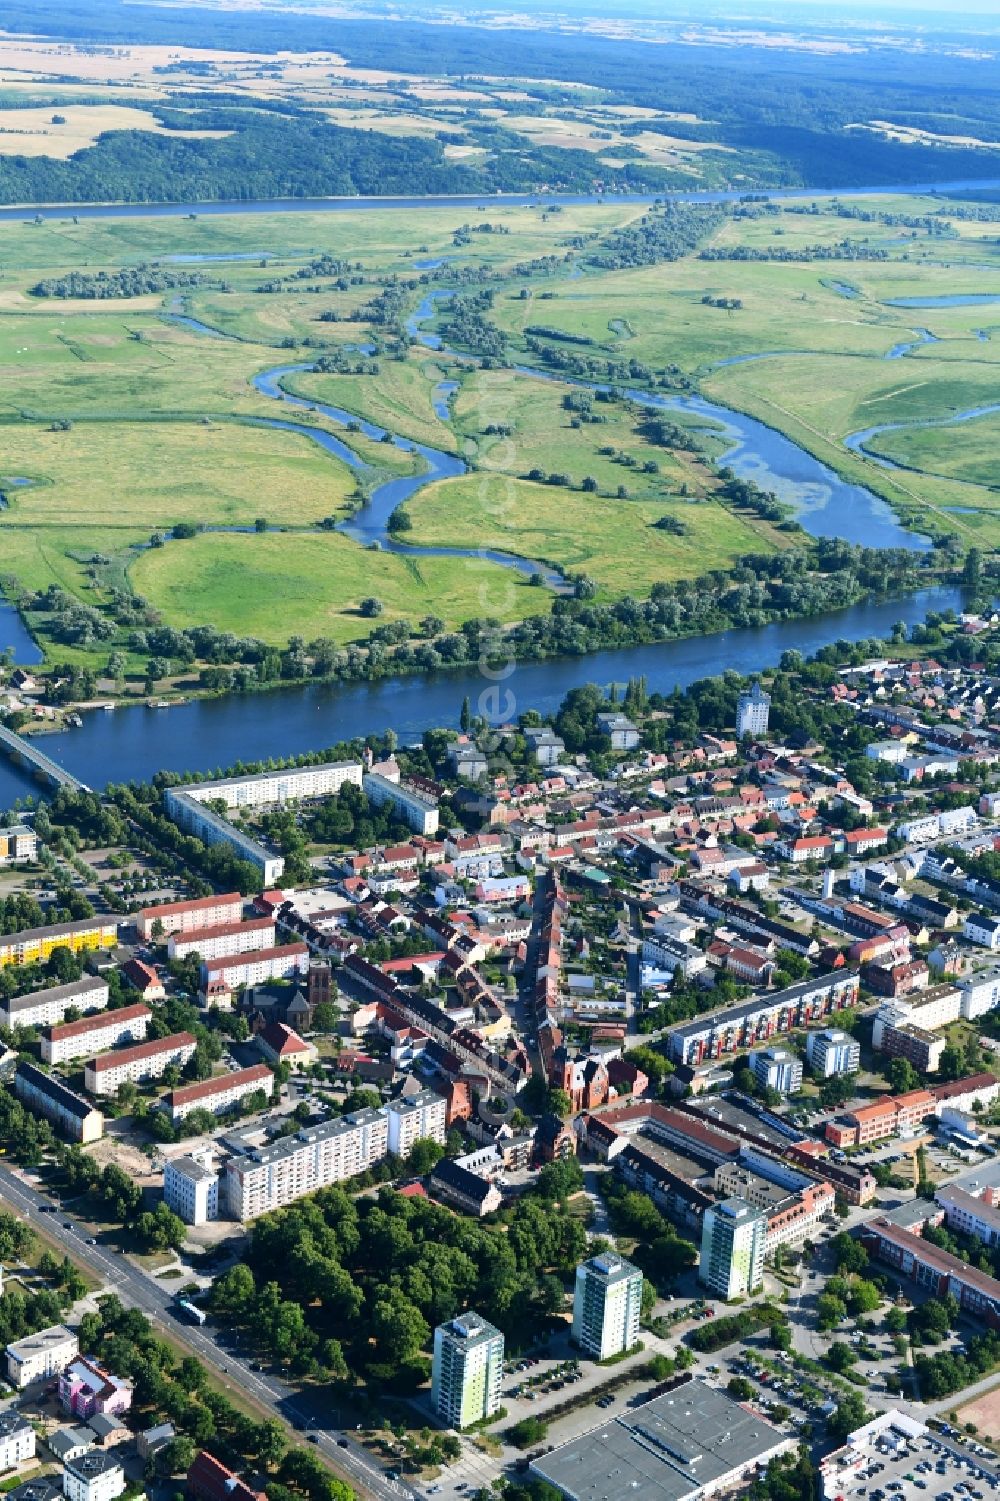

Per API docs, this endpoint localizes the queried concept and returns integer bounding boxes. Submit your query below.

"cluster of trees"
[30,266,208,299]
[57,1151,187,1250]
[0,1212,86,1346]
[688,1303,784,1353]
[700,241,890,262]
[78,1294,353,1500]
[441,290,508,363]
[304,781,416,849]
[599,1175,698,1291]
[210,1181,589,1390]
[586,204,725,269]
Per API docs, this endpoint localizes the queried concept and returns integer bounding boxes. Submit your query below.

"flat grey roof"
[531,1377,787,1501]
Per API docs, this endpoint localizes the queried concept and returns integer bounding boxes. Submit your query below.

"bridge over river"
[0,723,89,793]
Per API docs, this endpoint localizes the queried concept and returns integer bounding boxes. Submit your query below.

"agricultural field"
[0,188,1000,682]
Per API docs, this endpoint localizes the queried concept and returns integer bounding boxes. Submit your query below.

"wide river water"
[0,179,987,806]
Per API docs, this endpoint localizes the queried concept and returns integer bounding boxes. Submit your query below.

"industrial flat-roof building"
[531,1376,792,1501]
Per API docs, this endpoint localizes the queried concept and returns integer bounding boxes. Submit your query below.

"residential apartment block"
[60,1357,131,1420]
[385,1089,448,1157]
[14,1064,104,1143]
[6,1324,78,1388]
[668,970,860,1065]
[431,1313,504,1429]
[167,917,276,963]
[806,1029,860,1078]
[62,1452,124,1501]
[136,893,243,942]
[700,1197,766,1299]
[0,1413,34,1471]
[749,1047,802,1096]
[163,789,285,886]
[84,1032,197,1097]
[200,943,308,992]
[164,1064,274,1124]
[224,1106,390,1221]
[0,825,38,865]
[571,1252,643,1360]
[164,1151,220,1226]
[41,1004,151,1066]
[0,918,117,970]
[362,772,439,836]
[0,976,108,1033]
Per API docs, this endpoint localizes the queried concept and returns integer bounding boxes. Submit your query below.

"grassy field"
[0,189,999,673]
[406,472,773,595]
[867,409,1000,490]
[130,528,547,645]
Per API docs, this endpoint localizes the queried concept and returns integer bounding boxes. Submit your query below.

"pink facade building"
[60,1357,132,1421]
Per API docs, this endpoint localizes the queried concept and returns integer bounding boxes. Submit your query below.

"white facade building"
[572,1252,643,1360]
[225,1106,390,1221]
[749,1047,803,1096]
[164,1152,220,1226]
[84,1032,197,1097]
[62,1452,125,1501]
[362,772,439,835]
[41,1004,151,1066]
[960,967,1000,1021]
[137,893,243,942]
[200,944,308,991]
[806,1028,860,1078]
[0,1412,35,1470]
[0,976,108,1034]
[163,1063,274,1124]
[965,914,1000,952]
[385,1090,448,1158]
[736,680,770,739]
[168,917,276,962]
[6,1325,78,1388]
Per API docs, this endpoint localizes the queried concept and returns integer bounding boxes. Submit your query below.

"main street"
[0,1162,413,1501]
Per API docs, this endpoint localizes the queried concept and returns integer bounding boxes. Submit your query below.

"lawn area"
[406,472,772,595]
[130,528,548,645]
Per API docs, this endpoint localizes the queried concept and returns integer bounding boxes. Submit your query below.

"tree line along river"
[0,179,990,805]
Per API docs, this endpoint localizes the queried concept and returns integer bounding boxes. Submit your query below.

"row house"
[667,970,860,1066]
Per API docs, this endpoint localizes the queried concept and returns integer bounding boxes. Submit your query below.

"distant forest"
[2,0,1000,202]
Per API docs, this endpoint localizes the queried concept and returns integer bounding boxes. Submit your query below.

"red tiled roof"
[165,1064,273,1108]
[139,893,241,922]
[46,1002,151,1042]
[88,1031,195,1073]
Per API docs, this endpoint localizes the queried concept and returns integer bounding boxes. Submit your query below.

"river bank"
[0,584,969,810]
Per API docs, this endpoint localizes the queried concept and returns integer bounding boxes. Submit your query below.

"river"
[0,585,967,810]
[5,176,1000,223]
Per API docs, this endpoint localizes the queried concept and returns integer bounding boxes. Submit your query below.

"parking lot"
[828,1420,1000,1501]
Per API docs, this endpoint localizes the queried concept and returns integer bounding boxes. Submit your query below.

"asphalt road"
[0,1162,414,1501]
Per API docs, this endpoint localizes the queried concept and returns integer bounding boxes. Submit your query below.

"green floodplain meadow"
[0,191,999,670]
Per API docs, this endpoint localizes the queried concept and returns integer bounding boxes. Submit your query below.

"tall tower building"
[431,1312,504,1429]
[571,1252,643,1360]
[736,680,771,739]
[700,1197,766,1299]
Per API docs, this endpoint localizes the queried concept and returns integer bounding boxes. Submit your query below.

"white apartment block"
[84,1031,197,1096]
[966,914,1000,952]
[385,1089,447,1157]
[163,1063,274,1124]
[806,1029,860,1078]
[179,760,362,813]
[168,917,276,962]
[6,1324,78,1388]
[736,680,770,739]
[960,967,1000,1021]
[936,1185,1000,1247]
[0,976,108,1033]
[201,944,309,991]
[0,1411,35,1470]
[572,1253,643,1360]
[136,892,243,942]
[363,772,439,836]
[225,1106,390,1221]
[162,792,284,886]
[41,1003,152,1066]
[63,1452,125,1501]
[749,1047,803,1096]
[164,1152,220,1226]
